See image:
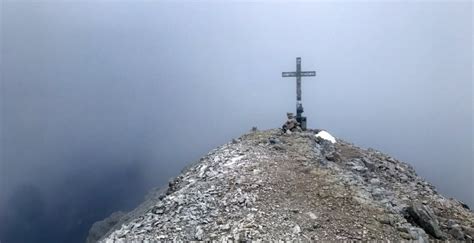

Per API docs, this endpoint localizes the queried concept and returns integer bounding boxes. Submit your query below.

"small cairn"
[282,112,302,133]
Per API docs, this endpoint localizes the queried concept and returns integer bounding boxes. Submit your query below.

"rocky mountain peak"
[90,129,473,242]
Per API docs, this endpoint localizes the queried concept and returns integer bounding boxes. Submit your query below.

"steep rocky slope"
[91,129,473,242]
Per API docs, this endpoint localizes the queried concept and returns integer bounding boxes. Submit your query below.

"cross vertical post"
[296,57,302,119]
[282,57,316,130]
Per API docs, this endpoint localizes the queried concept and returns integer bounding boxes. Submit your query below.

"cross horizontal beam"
[282,71,316,77]
[300,71,316,77]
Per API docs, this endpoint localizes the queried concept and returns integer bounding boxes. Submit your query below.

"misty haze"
[1,1,472,243]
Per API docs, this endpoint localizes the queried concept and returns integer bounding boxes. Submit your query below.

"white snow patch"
[315,130,336,143]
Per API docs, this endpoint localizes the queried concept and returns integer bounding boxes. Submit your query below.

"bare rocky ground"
[90,129,474,242]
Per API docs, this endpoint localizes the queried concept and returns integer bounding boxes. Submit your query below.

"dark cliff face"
[91,129,474,242]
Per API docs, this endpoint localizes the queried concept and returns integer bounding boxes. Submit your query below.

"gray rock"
[293,225,301,234]
[449,225,465,240]
[269,137,280,144]
[319,141,338,162]
[371,188,386,200]
[361,157,377,171]
[399,232,413,240]
[399,174,409,183]
[352,165,367,172]
[446,219,457,227]
[377,214,397,226]
[369,178,381,185]
[273,144,286,151]
[449,228,464,240]
[408,227,429,242]
[463,226,474,238]
[195,226,204,240]
[220,223,231,231]
[406,203,445,239]
[306,212,317,220]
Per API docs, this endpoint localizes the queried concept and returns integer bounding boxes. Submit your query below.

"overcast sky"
[1,1,472,242]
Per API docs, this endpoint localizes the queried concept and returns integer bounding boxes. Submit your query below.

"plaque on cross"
[282,57,316,130]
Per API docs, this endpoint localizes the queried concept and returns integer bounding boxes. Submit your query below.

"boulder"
[449,225,465,240]
[406,203,445,239]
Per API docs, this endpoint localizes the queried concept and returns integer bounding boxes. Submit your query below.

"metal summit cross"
[282,57,316,130]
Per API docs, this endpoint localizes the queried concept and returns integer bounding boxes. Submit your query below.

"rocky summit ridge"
[89,129,473,242]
